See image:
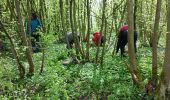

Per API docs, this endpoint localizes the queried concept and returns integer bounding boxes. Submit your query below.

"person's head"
[31,12,37,20]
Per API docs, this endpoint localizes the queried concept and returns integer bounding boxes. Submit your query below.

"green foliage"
[0,0,167,99]
[0,32,165,99]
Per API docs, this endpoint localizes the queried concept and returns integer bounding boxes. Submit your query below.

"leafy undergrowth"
[0,35,164,99]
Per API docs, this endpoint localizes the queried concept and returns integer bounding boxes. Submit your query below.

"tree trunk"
[70,0,74,43]
[39,0,46,32]
[127,0,142,87]
[152,0,161,89]
[59,0,65,34]
[21,1,27,15]
[159,0,170,99]
[15,0,35,76]
[100,13,107,68]
[71,0,83,59]
[86,0,91,60]
[112,2,127,55]
[78,0,85,57]
[149,0,155,47]
[0,21,25,79]
[134,0,137,30]
[39,0,47,32]
[83,0,86,40]
[40,48,45,74]
[6,0,16,20]
[95,0,106,63]
[59,0,69,47]
[0,4,3,51]
[65,0,70,31]
[74,0,84,58]
[70,0,78,58]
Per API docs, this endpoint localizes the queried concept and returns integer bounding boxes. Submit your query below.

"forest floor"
[0,35,165,99]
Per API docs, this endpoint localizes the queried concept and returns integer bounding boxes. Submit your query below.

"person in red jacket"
[92,32,106,46]
[119,25,128,33]
[83,32,106,47]
[116,25,137,56]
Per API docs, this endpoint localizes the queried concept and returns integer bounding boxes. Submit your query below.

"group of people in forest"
[63,24,137,64]
[66,26,137,56]
[26,12,138,61]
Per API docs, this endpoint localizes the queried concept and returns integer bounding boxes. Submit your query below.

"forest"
[0,0,170,99]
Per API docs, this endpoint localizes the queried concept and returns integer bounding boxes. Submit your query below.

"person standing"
[25,12,42,53]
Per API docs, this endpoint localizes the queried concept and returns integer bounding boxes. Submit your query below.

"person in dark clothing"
[63,32,80,65]
[25,12,42,53]
[116,25,137,56]
[66,32,80,49]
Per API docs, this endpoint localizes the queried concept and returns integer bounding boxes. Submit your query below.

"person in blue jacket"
[25,12,42,52]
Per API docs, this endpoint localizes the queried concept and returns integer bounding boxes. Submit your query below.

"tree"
[73,0,83,58]
[127,0,142,87]
[95,0,106,63]
[0,4,3,51]
[59,0,68,48]
[15,0,35,76]
[68,0,84,60]
[100,0,107,68]
[134,0,137,30]
[152,0,161,89]
[159,0,170,99]
[0,21,25,79]
[86,0,91,60]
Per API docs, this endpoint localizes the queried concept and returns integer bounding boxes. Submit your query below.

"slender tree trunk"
[39,0,45,32]
[79,0,86,57]
[39,0,47,32]
[149,0,155,47]
[95,0,106,63]
[59,0,65,34]
[159,0,170,99]
[70,0,74,42]
[59,0,69,47]
[27,0,33,53]
[107,1,117,46]
[83,0,86,40]
[152,0,161,88]
[0,21,25,79]
[127,0,142,87]
[0,4,3,51]
[78,0,85,56]
[86,0,90,60]
[40,48,45,74]
[112,2,126,55]
[70,0,79,59]
[65,0,70,31]
[39,0,42,26]
[118,3,127,29]
[43,0,47,18]
[6,0,16,20]
[69,0,83,59]
[100,15,107,68]
[73,0,84,58]
[21,1,27,15]
[77,0,81,33]
[134,0,137,30]
[15,0,34,76]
